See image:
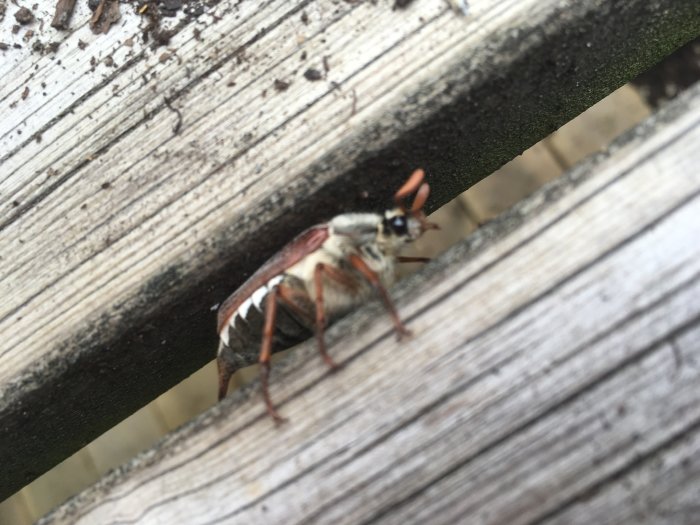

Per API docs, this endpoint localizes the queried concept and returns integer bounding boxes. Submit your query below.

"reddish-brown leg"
[277,284,314,323]
[217,349,232,401]
[314,263,342,370]
[348,254,412,339]
[259,287,287,423]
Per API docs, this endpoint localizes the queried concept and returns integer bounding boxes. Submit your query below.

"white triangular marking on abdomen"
[219,326,230,346]
[251,286,268,311]
[267,275,283,288]
[239,296,254,318]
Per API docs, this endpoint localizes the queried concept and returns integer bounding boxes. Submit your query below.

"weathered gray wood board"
[38,81,700,524]
[1,0,699,500]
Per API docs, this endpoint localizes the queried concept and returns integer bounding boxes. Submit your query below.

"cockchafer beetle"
[216,169,437,421]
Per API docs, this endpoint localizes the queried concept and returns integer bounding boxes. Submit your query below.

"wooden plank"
[541,336,700,525]
[38,80,700,524]
[1,0,699,500]
[0,491,32,525]
[545,84,652,168]
[460,140,565,221]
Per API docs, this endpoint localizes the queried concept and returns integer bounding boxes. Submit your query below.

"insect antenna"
[394,168,425,210]
[394,168,439,232]
[411,181,430,212]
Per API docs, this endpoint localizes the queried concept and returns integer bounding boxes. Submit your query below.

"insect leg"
[217,342,233,401]
[277,284,313,323]
[313,263,343,370]
[259,286,286,423]
[348,254,412,339]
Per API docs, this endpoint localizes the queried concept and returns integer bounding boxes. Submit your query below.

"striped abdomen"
[217,275,314,379]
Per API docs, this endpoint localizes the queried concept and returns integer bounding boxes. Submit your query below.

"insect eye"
[390,216,407,235]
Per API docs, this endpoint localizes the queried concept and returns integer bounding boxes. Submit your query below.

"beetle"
[216,169,437,421]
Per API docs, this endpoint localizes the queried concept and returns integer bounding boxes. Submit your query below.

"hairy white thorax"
[284,212,399,317]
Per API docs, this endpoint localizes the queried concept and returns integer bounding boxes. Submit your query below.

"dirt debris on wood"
[14,6,34,24]
[159,0,183,17]
[51,0,76,29]
[139,1,177,47]
[164,97,183,134]
[393,0,416,8]
[273,79,290,92]
[136,1,211,48]
[303,68,323,81]
[90,0,120,34]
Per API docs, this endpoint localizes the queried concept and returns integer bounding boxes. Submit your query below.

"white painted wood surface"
[39,82,700,524]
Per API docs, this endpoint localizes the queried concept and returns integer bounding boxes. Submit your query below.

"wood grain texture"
[38,81,700,524]
[1,0,699,499]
